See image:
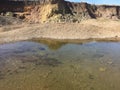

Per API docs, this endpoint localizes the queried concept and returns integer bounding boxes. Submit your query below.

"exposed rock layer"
[26,1,120,22]
[0,0,120,22]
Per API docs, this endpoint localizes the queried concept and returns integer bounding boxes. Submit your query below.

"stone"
[99,67,106,72]
[5,12,13,17]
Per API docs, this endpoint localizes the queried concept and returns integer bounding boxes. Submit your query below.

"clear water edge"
[0,40,120,90]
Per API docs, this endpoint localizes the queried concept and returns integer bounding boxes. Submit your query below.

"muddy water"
[0,40,120,90]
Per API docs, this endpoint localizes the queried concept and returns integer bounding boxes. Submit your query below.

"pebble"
[99,67,106,72]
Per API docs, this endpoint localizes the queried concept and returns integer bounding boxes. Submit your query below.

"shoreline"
[0,19,120,44]
[1,33,120,44]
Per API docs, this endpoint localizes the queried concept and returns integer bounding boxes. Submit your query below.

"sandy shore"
[0,19,120,44]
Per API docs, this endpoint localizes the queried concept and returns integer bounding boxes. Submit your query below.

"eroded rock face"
[66,2,120,20]
[95,5,120,19]
[1,0,120,23]
[39,0,64,4]
[26,1,120,23]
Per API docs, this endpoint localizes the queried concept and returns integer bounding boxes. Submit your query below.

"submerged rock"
[88,74,94,80]
[99,67,107,72]
[35,57,62,67]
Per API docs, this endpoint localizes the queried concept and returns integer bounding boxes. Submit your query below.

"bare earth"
[0,18,120,44]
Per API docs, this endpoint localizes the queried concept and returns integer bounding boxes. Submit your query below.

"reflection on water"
[0,40,120,90]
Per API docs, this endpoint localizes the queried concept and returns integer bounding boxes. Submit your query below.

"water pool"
[0,40,120,90]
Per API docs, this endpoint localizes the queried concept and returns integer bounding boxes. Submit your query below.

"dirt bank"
[1,0,120,23]
[0,18,120,44]
[26,1,120,23]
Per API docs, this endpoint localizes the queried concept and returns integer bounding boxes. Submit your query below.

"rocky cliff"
[26,0,120,23]
[1,0,120,23]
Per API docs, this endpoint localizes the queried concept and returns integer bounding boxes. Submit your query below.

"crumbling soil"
[26,1,120,23]
[0,16,23,26]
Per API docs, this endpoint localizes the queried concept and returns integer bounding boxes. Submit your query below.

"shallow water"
[0,40,120,90]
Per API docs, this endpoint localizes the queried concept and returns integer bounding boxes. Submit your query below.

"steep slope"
[26,1,120,23]
[1,0,120,23]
